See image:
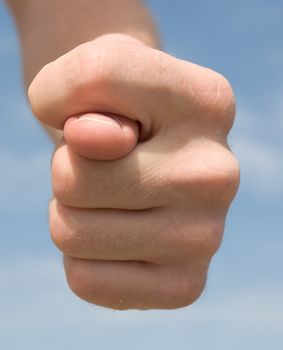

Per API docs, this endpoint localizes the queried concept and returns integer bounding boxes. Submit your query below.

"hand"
[28,34,240,310]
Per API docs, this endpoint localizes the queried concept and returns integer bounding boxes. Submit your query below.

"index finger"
[28,34,203,132]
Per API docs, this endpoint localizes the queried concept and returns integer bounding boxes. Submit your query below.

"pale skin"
[7,0,240,310]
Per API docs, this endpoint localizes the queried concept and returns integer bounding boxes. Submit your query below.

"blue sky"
[0,1,282,349]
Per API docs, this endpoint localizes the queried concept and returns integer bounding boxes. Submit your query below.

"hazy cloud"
[1,256,282,350]
[231,106,283,196]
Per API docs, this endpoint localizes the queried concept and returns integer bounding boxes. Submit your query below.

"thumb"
[63,113,139,160]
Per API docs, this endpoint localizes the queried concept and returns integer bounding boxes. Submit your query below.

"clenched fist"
[29,34,239,310]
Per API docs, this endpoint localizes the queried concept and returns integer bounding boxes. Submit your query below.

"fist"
[29,34,239,310]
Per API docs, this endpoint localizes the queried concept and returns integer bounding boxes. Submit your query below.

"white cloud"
[0,256,282,350]
[189,288,283,329]
[0,95,54,215]
[234,136,283,194]
[0,150,52,215]
[231,106,283,196]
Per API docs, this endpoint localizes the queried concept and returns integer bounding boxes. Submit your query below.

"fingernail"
[77,113,122,128]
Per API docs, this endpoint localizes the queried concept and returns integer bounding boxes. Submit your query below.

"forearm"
[6,0,160,141]
[7,0,159,85]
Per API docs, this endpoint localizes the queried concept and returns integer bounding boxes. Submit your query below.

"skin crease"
[7,1,240,310]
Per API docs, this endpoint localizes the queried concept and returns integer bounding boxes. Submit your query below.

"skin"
[7,1,240,310]
[7,0,159,142]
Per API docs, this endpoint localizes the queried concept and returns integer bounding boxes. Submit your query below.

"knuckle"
[61,45,106,100]
[209,151,240,200]
[169,146,240,205]
[210,72,235,111]
[74,33,141,93]
[194,70,236,130]
[203,153,239,194]
[174,271,207,308]
[79,45,112,86]
[204,222,224,256]
[28,62,52,121]
[49,202,81,255]
[177,287,203,308]
[213,74,236,128]
[73,38,127,94]
[161,265,208,309]
[64,258,87,299]
[49,201,64,250]
[65,45,93,96]
[64,258,102,304]
[201,156,240,204]
[176,221,224,259]
[51,145,76,205]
